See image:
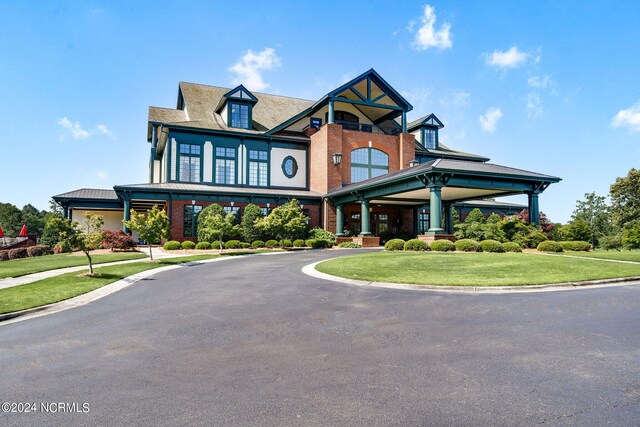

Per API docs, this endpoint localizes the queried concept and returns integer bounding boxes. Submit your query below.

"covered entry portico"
[327,159,561,244]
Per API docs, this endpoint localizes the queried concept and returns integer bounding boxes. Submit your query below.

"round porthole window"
[282,156,298,179]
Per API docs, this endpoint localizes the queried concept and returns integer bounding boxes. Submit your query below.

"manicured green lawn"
[0,254,220,315]
[556,250,640,263]
[315,252,640,286]
[0,252,148,279]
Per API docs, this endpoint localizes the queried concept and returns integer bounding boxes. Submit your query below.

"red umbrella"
[18,224,27,237]
[0,226,3,238]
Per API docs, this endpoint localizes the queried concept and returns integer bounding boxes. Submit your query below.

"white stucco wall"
[239,145,247,185]
[411,130,422,144]
[153,160,161,183]
[71,210,124,231]
[270,148,306,188]
[220,104,228,125]
[203,141,213,182]
[170,138,177,181]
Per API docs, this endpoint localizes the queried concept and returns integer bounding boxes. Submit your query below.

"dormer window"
[423,127,438,149]
[230,103,250,129]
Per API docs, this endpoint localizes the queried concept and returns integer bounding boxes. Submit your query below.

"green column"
[401,110,407,133]
[336,204,344,237]
[63,205,69,219]
[360,200,372,236]
[123,199,131,233]
[328,99,335,124]
[444,203,453,234]
[428,186,444,233]
[528,192,540,226]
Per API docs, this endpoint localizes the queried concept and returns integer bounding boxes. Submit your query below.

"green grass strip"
[315,252,640,286]
[0,255,219,315]
[0,252,148,279]
[555,250,640,263]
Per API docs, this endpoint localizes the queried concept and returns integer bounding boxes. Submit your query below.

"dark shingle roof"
[114,183,323,199]
[53,188,118,200]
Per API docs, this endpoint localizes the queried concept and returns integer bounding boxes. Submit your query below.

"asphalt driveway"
[1,249,639,426]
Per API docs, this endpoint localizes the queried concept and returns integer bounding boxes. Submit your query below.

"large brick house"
[53,69,560,245]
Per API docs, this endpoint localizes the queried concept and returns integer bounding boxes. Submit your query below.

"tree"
[61,213,105,275]
[241,203,264,242]
[622,224,640,249]
[518,209,554,233]
[40,214,74,247]
[123,205,170,260]
[610,168,640,228]
[255,199,307,246]
[21,204,46,238]
[572,192,610,247]
[559,218,591,242]
[0,203,22,236]
[197,204,241,251]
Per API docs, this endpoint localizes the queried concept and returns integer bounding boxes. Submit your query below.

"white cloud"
[528,75,550,88]
[440,90,470,108]
[93,170,109,180]
[526,92,543,119]
[479,107,503,132]
[229,47,281,91]
[486,46,528,69]
[612,102,640,132]
[58,117,91,140]
[412,5,452,51]
[96,124,114,138]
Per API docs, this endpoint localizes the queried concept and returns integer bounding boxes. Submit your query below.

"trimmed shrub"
[404,239,429,251]
[53,240,72,254]
[252,240,265,248]
[308,227,336,243]
[455,239,481,252]
[240,242,250,249]
[163,241,182,250]
[384,238,405,251]
[503,242,523,253]
[102,229,136,251]
[537,241,563,252]
[0,250,9,261]
[338,242,362,248]
[560,241,592,252]
[225,240,242,249]
[310,239,331,249]
[181,241,196,250]
[280,239,293,248]
[265,239,279,248]
[195,241,211,250]
[27,245,51,257]
[8,248,28,260]
[293,239,306,247]
[430,240,455,252]
[599,234,622,251]
[480,240,504,253]
[210,241,221,249]
[305,238,317,248]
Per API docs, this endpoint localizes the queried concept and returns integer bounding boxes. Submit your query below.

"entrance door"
[372,213,389,236]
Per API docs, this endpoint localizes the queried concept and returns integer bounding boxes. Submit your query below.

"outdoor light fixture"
[409,159,419,167]
[332,152,342,165]
[191,200,196,205]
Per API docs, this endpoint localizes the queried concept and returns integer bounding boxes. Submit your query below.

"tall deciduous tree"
[123,205,170,261]
[255,199,307,246]
[21,204,46,238]
[0,203,22,236]
[571,192,610,246]
[610,168,640,228]
[197,204,241,251]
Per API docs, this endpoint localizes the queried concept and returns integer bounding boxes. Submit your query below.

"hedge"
[560,241,592,252]
[293,239,306,247]
[211,241,221,249]
[181,241,196,250]
[27,245,51,257]
[404,239,429,251]
[0,251,8,261]
[430,240,455,252]
[306,239,331,249]
[455,239,481,252]
[537,241,563,252]
[338,242,362,248]
[264,239,278,248]
[480,240,504,253]
[8,248,29,259]
[384,239,405,251]
[503,242,523,253]
[240,242,250,249]
[195,241,211,250]
[102,229,136,251]
[225,240,242,249]
[252,240,265,248]
[280,239,293,248]
[163,241,182,250]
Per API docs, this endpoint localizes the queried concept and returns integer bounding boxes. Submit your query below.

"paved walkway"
[0,247,192,291]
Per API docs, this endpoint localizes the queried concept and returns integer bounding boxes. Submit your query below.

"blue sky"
[1,1,639,223]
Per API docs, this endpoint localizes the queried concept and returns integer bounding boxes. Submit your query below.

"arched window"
[350,148,389,183]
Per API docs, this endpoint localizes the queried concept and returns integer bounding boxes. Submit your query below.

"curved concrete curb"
[302,260,640,294]
[0,252,293,326]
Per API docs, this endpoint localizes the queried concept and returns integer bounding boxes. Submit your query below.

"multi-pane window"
[423,128,437,149]
[230,103,249,129]
[215,147,236,184]
[376,213,389,234]
[350,148,389,183]
[223,206,241,224]
[350,213,361,235]
[179,144,201,182]
[418,210,430,234]
[249,149,268,186]
[183,205,202,237]
[261,207,272,216]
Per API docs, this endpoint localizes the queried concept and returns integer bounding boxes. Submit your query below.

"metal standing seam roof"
[52,188,118,200]
[327,158,561,197]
